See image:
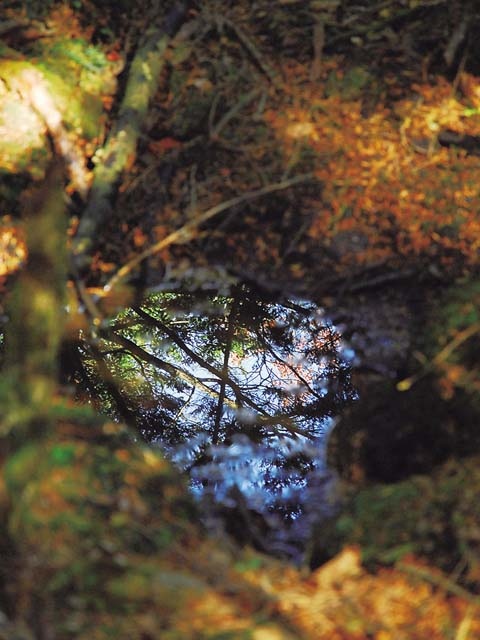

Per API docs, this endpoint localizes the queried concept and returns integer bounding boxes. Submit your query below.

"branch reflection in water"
[94,280,355,559]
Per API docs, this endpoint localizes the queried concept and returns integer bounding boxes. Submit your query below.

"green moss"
[35,61,105,140]
[422,278,480,410]
[429,280,480,346]
[4,443,42,492]
[0,37,116,183]
[107,566,203,604]
[319,455,480,585]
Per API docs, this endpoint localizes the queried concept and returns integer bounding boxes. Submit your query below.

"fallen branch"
[72,2,191,267]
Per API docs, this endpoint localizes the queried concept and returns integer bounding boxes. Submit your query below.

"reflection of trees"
[85,286,351,442]
[63,283,352,551]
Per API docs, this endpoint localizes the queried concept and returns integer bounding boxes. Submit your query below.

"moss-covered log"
[72,2,191,266]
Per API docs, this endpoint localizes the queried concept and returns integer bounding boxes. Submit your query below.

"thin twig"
[397,560,480,604]
[212,293,238,445]
[310,18,325,82]
[456,603,476,640]
[397,322,480,391]
[210,88,262,139]
[219,16,282,89]
[70,259,104,327]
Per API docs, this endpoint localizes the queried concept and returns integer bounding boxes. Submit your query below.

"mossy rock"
[2,425,199,636]
[0,38,116,183]
[314,455,480,587]
[1,422,296,639]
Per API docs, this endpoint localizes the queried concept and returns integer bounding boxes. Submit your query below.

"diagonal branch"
[133,305,249,406]
[104,173,314,292]
[102,328,309,437]
[101,329,240,410]
[86,341,137,427]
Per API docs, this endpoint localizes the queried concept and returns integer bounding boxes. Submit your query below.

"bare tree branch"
[212,294,238,445]
[133,305,248,406]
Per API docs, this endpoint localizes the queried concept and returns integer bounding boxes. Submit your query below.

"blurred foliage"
[424,279,480,403]
[1,423,275,639]
[316,454,480,587]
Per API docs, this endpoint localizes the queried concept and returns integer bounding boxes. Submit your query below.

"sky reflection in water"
[131,290,355,557]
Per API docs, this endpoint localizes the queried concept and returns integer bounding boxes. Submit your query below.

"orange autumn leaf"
[148,137,182,155]
[133,228,148,248]
[0,223,26,277]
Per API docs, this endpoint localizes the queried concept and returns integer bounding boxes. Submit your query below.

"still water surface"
[107,282,355,558]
